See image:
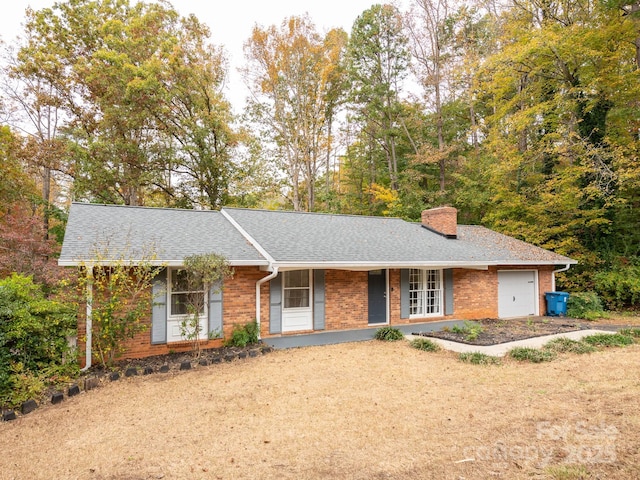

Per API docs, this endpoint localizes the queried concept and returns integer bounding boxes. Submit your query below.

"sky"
[1,0,408,110]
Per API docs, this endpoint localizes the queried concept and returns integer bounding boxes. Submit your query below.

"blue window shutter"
[444,269,454,315]
[151,268,167,344]
[269,273,282,334]
[209,280,223,338]
[313,269,326,330]
[400,269,410,319]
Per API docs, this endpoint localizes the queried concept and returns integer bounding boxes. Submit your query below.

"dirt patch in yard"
[1,339,639,479]
[416,317,589,346]
[415,316,640,346]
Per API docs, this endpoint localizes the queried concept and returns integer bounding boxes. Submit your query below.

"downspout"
[81,265,94,372]
[552,264,571,292]
[255,267,279,340]
[220,209,278,341]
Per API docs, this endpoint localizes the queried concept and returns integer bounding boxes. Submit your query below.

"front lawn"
[0,340,638,479]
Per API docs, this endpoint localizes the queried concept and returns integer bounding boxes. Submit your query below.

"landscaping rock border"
[1,342,273,422]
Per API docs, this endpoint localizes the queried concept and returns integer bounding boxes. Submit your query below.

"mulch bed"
[414,316,590,346]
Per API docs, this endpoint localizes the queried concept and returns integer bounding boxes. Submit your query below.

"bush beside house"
[0,274,77,409]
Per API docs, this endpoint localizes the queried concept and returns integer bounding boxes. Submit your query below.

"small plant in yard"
[508,347,557,363]
[545,464,589,480]
[619,328,640,340]
[410,338,440,352]
[451,324,465,334]
[374,326,404,341]
[224,321,259,348]
[543,338,596,355]
[451,321,483,341]
[582,333,634,347]
[458,352,501,365]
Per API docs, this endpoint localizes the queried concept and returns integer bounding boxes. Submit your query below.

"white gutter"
[221,208,277,341]
[271,262,490,271]
[552,264,572,291]
[81,265,94,372]
[59,259,270,268]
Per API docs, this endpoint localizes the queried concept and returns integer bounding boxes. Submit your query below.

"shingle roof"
[58,203,268,266]
[456,225,575,264]
[59,203,575,268]
[222,208,575,268]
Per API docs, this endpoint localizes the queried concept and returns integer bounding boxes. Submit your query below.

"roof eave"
[270,259,577,271]
[58,259,270,268]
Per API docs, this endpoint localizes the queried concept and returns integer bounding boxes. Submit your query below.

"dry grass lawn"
[1,339,639,480]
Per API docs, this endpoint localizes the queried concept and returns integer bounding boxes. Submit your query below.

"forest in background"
[1,0,639,307]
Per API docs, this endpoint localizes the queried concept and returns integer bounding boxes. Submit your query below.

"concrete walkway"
[406,329,618,357]
[263,320,468,349]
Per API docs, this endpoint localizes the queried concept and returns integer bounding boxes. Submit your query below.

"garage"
[497,270,538,318]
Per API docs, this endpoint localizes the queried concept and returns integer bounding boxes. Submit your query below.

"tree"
[405,0,456,192]
[472,0,640,298]
[0,126,36,211]
[14,0,236,208]
[243,16,347,211]
[0,126,66,288]
[2,48,70,235]
[180,253,233,357]
[345,4,411,192]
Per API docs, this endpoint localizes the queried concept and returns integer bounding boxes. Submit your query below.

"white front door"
[498,270,538,318]
[282,270,313,332]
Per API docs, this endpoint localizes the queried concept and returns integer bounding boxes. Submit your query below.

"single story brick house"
[59,203,576,366]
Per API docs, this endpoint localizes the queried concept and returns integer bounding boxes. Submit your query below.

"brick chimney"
[421,207,458,239]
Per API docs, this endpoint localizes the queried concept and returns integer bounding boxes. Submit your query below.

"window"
[169,268,205,317]
[283,270,311,309]
[409,269,442,317]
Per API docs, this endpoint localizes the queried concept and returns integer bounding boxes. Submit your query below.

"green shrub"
[4,363,46,409]
[225,321,259,348]
[582,333,634,347]
[0,274,77,408]
[374,326,404,341]
[566,292,605,320]
[410,338,440,352]
[508,347,557,363]
[451,321,483,341]
[543,338,596,355]
[458,352,501,365]
[594,265,640,309]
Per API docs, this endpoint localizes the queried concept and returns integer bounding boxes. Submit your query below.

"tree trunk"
[435,80,445,192]
[42,166,51,240]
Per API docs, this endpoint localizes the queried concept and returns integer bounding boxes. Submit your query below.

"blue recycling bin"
[545,292,569,316]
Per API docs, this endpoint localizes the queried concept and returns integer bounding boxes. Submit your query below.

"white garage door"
[498,270,537,318]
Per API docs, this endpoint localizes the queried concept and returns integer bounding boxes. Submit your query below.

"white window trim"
[282,269,313,311]
[167,267,208,341]
[409,268,443,318]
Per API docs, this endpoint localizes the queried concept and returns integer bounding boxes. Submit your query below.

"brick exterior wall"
[77,266,269,366]
[77,264,558,364]
[325,270,369,330]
